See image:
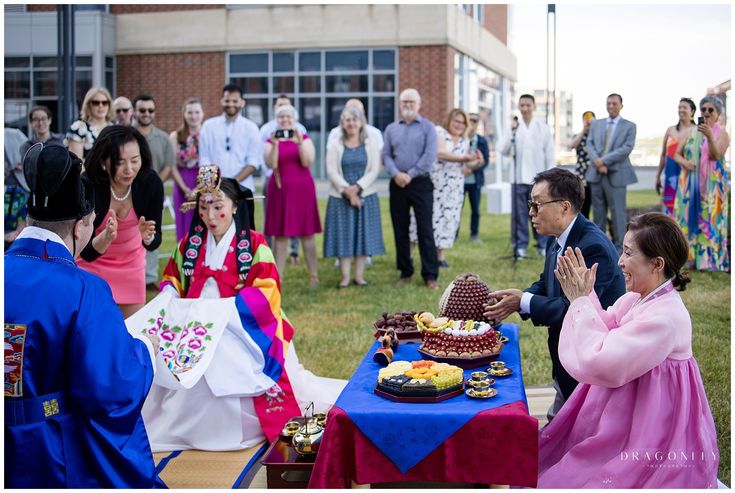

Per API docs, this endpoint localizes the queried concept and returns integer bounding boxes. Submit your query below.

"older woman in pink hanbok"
[538,212,719,488]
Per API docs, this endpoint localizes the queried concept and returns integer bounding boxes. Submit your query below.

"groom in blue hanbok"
[4,143,164,488]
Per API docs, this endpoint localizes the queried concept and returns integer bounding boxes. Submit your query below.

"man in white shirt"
[499,94,556,259]
[326,99,384,149]
[199,84,263,192]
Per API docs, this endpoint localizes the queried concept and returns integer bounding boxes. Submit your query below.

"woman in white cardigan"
[323,107,386,288]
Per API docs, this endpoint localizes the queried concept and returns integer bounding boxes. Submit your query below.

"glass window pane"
[230,76,268,94]
[243,97,268,127]
[272,76,294,94]
[326,51,368,71]
[299,52,321,72]
[5,71,30,98]
[273,52,294,72]
[105,56,114,69]
[75,56,93,67]
[33,56,57,69]
[105,70,114,94]
[229,53,268,73]
[373,50,395,70]
[299,97,322,133]
[299,75,321,93]
[373,97,395,132]
[326,74,368,93]
[5,57,30,68]
[5,101,30,132]
[33,71,57,97]
[373,74,395,93]
[75,70,93,109]
[327,97,367,130]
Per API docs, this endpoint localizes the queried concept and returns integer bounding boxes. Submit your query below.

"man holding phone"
[585,93,638,254]
[199,84,263,192]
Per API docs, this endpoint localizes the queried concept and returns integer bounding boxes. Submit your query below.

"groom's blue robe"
[4,237,163,488]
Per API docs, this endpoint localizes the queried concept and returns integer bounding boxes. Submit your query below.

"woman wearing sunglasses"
[65,86,114,160]
[673,96,730,271]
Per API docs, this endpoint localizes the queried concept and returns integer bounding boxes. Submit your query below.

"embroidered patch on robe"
[4,324,27,397]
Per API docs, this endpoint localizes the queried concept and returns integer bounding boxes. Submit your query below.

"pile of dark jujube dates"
[374,310,419,333]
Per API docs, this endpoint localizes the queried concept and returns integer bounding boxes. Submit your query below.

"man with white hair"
[382,88,439,289]
[113,96,135,126]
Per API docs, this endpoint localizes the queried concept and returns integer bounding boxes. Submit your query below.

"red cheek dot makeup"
[199,213,204,218]
[219,213,225,218]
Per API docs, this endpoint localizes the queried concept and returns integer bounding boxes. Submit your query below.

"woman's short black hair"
[533,167,585,212]
[84,125,152,185]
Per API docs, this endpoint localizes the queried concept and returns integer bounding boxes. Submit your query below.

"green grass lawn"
[156,186,730,484]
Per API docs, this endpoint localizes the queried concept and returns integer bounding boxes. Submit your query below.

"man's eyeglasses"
[527,199,564,213]
[90,100,110,107]
[469,118,479,124]
[137,108,155,114]
[701,107,716,114]
[116,107,132,114]
[399,100,418,104]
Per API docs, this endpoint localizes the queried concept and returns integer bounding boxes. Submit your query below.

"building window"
[227,48,397,178]
[4,54,99,133]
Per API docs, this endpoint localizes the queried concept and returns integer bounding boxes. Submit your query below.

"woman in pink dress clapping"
[539,212,718,488]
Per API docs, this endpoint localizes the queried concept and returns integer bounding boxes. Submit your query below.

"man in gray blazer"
[585,93,637,253]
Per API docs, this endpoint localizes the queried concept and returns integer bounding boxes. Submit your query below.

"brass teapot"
[292,402,325,457]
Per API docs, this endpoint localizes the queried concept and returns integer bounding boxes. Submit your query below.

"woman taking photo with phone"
[672,95,730,271]
[263,104,321,283]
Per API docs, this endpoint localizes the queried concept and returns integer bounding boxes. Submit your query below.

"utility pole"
[56,5,76,134]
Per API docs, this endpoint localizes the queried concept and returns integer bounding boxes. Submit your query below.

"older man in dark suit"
[484,168,625,420]
[585,93,638,253]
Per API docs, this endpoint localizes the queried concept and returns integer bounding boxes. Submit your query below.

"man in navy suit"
[585,93,638,253]
[484,168,625,420]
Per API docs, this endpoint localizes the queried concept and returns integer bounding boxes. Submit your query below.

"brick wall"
[26,5,55,11]
[398,46,455,125]
[484,5,508,45]
[116,52,225,133]
[110,5,223,14]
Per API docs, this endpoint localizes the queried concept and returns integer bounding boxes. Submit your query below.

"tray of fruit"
[373,310,422,342]
[374,360,465,402]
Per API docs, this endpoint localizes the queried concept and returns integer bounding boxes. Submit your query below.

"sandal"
[337,281,350,289]
[354,280,368,287]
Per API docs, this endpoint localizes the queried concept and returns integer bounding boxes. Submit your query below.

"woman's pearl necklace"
[110,185,132,201]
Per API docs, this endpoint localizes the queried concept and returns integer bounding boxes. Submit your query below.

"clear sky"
[509,2,731,138]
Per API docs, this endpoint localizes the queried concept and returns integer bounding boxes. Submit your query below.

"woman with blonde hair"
[65,87,114,159]
[410,108,482,267]
[169,98,204,240]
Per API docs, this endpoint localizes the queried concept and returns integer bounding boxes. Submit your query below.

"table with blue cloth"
[309,323,538,488]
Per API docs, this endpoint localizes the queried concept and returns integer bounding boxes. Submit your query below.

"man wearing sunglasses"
[113,96,136,126]
[585,93,638,254]
[4,144,163,487]
[134,93,175,289]
[484,167,623,421]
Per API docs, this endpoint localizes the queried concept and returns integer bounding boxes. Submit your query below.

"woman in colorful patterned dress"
[323,106,385,288]
[168,98,204,241]
[409,108,483,268]
[655,98,696,218]
[140,165,344,451]
[65,87,114,160]
[673,95,730,271]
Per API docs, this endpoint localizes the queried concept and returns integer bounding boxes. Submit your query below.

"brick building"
[5,4,517,177]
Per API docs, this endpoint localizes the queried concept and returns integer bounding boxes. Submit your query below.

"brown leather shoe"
[425,279,438,290]
[397,276,412,286]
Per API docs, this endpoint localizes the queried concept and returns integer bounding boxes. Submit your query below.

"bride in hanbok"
[538,212,719,488]
[130,165,345,452]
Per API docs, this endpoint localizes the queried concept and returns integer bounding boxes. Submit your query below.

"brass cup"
[489,361,506,370]
[472,380,490,397]
[471,371,489,382]
[314,412,327,427]
[285,421,301,436]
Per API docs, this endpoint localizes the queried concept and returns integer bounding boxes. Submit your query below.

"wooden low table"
[260,438,315,488]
